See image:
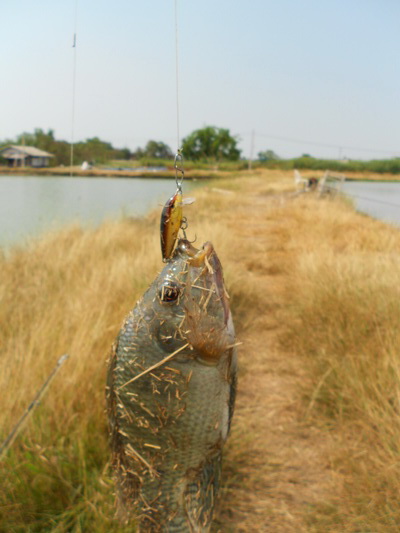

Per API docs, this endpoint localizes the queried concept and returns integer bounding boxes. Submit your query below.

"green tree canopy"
[132,140,173,160]
[17,128,55,152]
[74,137,114,163]
[143,140,173,159]
[181,126,241,161]
[1,129,132,165]
[257,149,280,162]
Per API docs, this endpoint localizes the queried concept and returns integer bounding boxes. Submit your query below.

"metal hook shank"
[174,150,184,191]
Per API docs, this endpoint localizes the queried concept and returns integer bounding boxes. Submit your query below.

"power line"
[241,131,399,157]
[343,190,400,209]
[324,182,400,209]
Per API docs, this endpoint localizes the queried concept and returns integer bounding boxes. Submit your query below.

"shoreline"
[0,165,228,180]
[1,165,400,181]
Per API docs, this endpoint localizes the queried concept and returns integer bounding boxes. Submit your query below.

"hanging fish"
[106,238,237,532]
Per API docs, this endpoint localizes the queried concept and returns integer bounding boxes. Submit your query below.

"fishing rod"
[0,354,69,460]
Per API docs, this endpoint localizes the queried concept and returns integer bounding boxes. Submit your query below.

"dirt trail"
[215,193,338,532]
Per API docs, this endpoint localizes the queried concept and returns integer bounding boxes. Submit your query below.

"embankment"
[1,172,400,531]
[1,164,400,181]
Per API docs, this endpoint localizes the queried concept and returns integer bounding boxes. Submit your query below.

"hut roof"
[0,145,54,158]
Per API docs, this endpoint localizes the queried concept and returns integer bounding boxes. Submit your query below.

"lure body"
[160,190,183,261]
[106,239,237,532]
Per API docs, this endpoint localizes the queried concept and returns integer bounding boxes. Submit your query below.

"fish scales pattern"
[106,240,236,532]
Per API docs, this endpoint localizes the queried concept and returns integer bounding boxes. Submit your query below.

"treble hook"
[174,149,184,192]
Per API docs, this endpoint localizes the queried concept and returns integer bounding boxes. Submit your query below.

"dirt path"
[215,194,338,532]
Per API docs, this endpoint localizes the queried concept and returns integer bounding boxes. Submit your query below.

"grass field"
[1,171,400,531]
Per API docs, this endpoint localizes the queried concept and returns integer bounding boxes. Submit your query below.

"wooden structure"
[318,170,346,197]
[0,145,54,168]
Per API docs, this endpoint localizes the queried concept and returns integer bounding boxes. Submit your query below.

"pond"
[341,181,400,228]
[2,176,399,250]
[0,175,198,249]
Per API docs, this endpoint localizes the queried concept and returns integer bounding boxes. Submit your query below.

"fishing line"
[70,0,78,177]
[174,0,181,151]
[246,131,400,157]
[174,0,185,191]
[159,0,186,262]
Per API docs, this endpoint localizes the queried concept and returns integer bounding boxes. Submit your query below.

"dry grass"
[275,196,400,531]
[0,218,162,532]
[1,171,400,531]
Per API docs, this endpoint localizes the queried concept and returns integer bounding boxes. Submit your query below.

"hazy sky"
[2,0,399,160]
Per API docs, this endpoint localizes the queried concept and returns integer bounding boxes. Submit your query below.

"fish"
[160,190,183,261]
[106,238,237,532]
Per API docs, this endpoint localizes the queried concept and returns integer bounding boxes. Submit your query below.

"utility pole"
[70,0,78,177]
[21,135,25,168]
[248,129,255,171]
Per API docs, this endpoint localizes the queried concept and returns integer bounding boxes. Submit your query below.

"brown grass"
[1,171,400,531]
[276,196,400,531]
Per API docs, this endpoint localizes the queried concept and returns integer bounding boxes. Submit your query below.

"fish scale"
[106,240,237,532]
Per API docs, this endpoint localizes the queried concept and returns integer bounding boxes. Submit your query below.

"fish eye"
[158,281,181,303]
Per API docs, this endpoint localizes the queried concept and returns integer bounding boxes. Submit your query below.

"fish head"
[142,239,234,364]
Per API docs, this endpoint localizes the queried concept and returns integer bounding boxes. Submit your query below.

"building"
[0,145,54,168]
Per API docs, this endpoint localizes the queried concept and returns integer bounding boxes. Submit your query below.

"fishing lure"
[160,189,183,261]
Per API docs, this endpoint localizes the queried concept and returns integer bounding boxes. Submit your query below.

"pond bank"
[0,165,224,180]
[1,165,400,181]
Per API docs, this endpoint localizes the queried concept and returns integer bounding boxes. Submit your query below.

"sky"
[2,0,400,161]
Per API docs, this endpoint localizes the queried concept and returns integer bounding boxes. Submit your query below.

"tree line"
[0,129,130,166]
[1,127,399,173]
[0,126,242,166]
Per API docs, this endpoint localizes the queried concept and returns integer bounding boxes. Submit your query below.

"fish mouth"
[177,239,213,268]
[177,239,230,325]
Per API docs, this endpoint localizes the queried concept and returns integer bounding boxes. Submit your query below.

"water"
[0,175,197,248]
[2,176,399,249]
[341,181,400,228]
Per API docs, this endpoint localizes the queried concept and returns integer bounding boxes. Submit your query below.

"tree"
[258,149,280,162]
[132,147,144,159]
[181,126,241,161]
[17,128,55,152]
[114,147,132,160]
[74,137,114,163]
[143,140,172,159]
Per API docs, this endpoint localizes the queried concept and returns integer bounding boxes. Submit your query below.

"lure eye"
[158,281,181,303]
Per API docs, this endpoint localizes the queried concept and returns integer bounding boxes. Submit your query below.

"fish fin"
[183,275,231,363]
[105,341,118,440]
[184,454,222,531]
[106,338,140,520]
[227,346,238,434]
